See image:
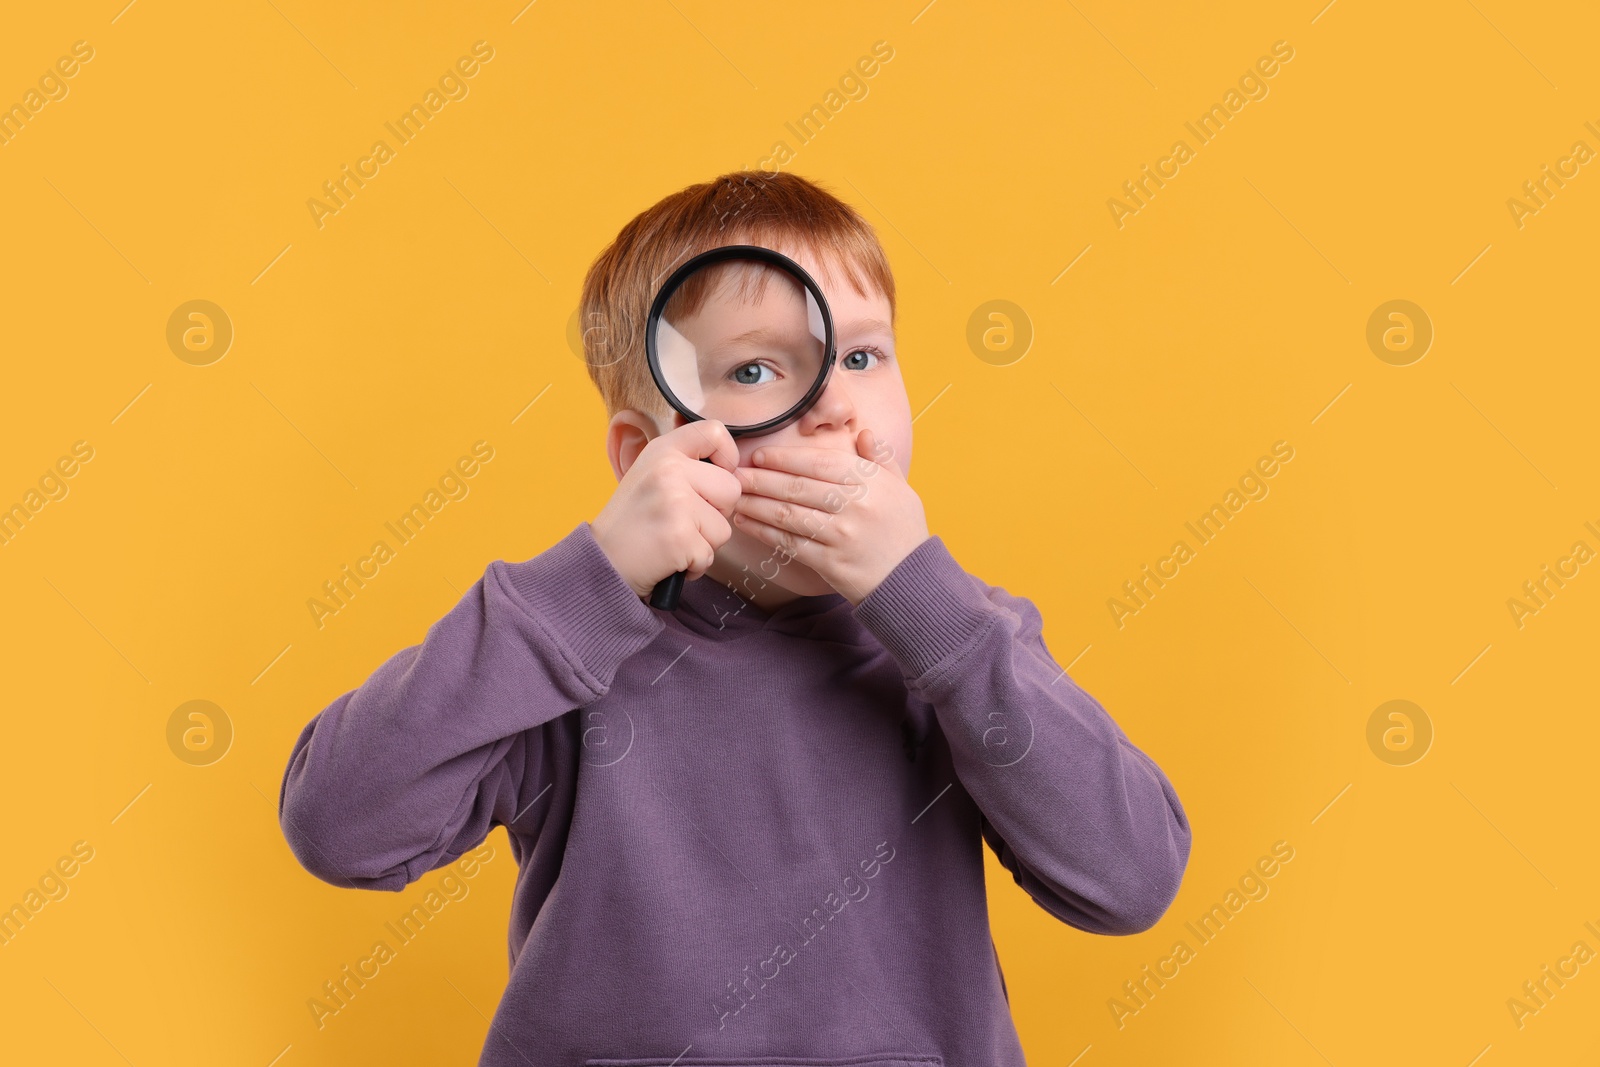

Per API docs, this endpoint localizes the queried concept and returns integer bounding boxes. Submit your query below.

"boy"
[279,171,1192,1066]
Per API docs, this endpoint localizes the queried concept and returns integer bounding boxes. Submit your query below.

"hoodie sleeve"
[278,521,664,892]
[852,535,1192,935]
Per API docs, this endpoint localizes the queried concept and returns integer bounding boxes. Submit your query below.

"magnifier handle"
[648,455,715,611]
[649,570,686,611]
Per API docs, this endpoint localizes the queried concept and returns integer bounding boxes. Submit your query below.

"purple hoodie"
[279,521,1191,1066]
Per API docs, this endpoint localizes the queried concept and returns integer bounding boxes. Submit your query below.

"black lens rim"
[644,244,837,438]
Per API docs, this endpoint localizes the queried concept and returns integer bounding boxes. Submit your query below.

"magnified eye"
[730,361,777,386]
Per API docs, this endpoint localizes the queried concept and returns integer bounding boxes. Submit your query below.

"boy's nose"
[796,363,857,435]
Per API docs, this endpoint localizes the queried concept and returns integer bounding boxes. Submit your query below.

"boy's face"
[663,245,911,599]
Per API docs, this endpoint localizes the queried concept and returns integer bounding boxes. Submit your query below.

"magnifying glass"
[644,244,837,610]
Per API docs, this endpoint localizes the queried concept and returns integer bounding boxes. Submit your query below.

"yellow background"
[2,0,1597,1063]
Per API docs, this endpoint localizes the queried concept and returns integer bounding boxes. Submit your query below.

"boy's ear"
[606,408,680,481]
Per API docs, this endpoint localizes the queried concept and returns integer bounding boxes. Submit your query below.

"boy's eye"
[730,361,776,386]
[841,346,883,371]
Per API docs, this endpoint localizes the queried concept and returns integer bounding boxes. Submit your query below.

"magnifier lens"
[652,256,827,431]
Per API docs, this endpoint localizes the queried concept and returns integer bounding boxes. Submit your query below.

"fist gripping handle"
[648,455,712,611]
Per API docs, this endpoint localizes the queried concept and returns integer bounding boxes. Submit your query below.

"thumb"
[857,428,904,478]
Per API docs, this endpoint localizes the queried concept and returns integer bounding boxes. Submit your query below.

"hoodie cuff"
[851,535,1004,686]
[492,521,663,688]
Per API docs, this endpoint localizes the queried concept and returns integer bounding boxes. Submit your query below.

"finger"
[691,419,739,473]
[684,457,743,518]
[731,510,818,568]
[668,418,740,473]
[686,501,733,580]
[733,494,841,546]
[857,428,905,479]
[735,466,858,514]
[749,444,873,487]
